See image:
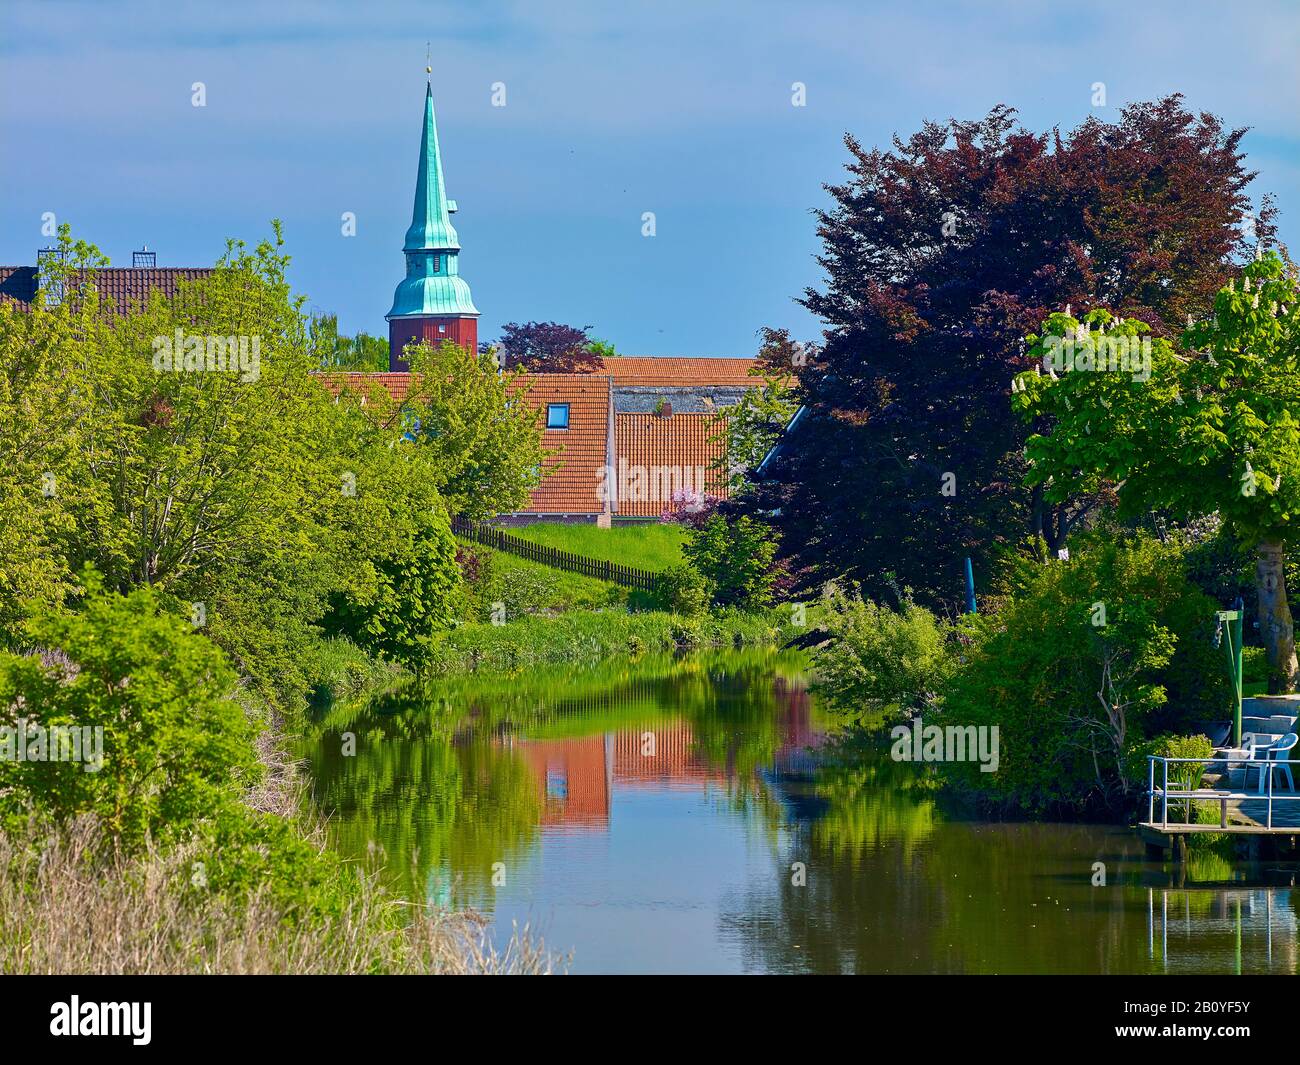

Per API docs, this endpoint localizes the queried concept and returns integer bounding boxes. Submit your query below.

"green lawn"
[486,548,631,613]
[510,522,689,571]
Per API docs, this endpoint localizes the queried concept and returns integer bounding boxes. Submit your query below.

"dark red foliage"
[487,321,603,373]
[660,488,720,529]
[751,96,1276,609]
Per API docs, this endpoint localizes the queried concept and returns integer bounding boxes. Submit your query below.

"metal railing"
[1146,754,1300,830]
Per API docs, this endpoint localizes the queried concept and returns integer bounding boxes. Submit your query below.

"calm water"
[303,650,1300,974]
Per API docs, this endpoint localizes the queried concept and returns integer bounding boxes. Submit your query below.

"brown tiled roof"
[513,375,611,515]
[315,371,415,405]
[597,356,761,386]
[614,411,728,516]
[0,266,213,314]
[0,267,37,307]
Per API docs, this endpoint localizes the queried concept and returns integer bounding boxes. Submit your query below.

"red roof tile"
[614,412,728,516]
[597,356,762,387]
[512,375,611,515]
[315,371,415,405]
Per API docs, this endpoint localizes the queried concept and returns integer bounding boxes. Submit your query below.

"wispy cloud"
[1,0,1295,354]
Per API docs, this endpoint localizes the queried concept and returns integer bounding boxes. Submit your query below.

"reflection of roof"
[613,723,718,785]
[518,736,611,828]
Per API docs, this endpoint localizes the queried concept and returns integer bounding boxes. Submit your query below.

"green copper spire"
[404,84,459,252]
[387,83,479,320]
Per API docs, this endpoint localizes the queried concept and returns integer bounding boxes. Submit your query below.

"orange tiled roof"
[597,356,761,386]
[315,369,748,517]
[315,372,613,515]
[514,375,612,514]
[614,411,728,516]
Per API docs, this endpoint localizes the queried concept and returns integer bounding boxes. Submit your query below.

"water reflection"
[302,651,1300,974]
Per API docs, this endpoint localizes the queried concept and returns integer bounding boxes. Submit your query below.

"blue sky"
[2,1,1297,356]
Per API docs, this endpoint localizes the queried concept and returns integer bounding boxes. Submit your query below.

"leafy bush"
[683,515,778,609]
[813,584,957,724]
[453,542,495,622]
[1242,645,1268,686]
[326,511,462,665]
[1124,732,1215,791]
[671,619,703,651]
[0,570,261,850]
[656,564,711,616]
[940,535,1231,814]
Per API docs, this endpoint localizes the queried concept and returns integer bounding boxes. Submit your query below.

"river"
[302,650,1300,974]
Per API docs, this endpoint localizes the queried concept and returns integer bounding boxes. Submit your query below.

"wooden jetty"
[1139,695,1300,860]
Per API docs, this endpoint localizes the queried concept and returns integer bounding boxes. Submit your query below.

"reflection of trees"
[307,731,540,910]
[303,648,825,912]
[720,743,944,974]
[723,736,1300,973]
[809,763,937,856]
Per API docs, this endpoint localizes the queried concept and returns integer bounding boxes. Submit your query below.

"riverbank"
[0,819,560,974]
[0,689,563,975]
[424,605,800,676]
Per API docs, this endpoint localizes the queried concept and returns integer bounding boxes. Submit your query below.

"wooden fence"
[452,517,662,593]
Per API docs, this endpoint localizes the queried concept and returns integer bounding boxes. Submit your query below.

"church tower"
[387,83,479,371]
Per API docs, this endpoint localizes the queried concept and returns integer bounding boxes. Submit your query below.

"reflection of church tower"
[387,83,479,371]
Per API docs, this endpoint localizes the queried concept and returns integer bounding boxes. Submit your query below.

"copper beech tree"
[753,95,1274,607]
[1014,253,1300,691]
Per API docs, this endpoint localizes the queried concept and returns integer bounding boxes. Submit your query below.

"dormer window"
[432,254,441,272]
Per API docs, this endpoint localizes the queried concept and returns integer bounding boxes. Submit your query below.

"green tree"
[310,312,390,371]
[385,339,546,520]
[1014,252,1300,689]
[941,536,1230,813]
[0,224,544,704]
[0,227,103,642]
[712,330,799,494]
[683,515,778,609]
[751,97,1273,608]
[813,585,955,724]
[325,509,462,664]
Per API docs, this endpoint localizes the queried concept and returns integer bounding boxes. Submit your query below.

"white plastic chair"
[1250,732,1298,793]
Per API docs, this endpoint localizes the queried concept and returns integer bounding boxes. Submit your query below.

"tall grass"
[0,699,566,975]
[307,635,405,706]
[0,819,562,975]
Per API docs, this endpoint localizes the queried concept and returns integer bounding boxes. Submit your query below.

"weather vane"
[425,41,431,78]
